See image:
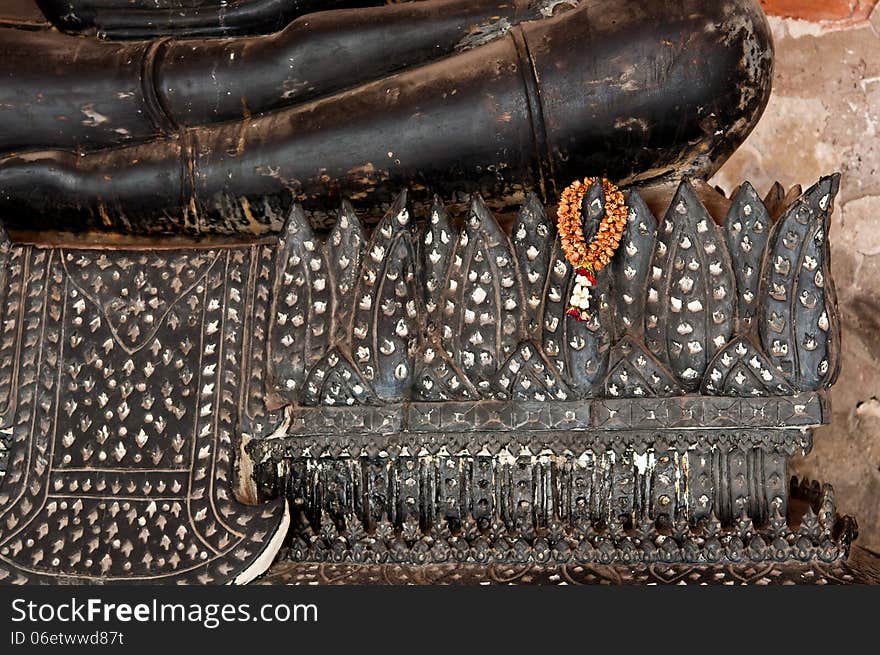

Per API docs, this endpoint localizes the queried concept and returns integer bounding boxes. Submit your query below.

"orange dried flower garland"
[556,177,628,321]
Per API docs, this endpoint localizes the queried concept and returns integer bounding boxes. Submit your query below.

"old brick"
[761,0,879,22]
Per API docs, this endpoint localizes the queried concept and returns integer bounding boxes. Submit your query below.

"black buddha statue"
[0,0,774,236]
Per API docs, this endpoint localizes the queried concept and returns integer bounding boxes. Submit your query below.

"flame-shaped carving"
[439,195,523,394]
[415,198,477,402]
[758,175,841,390]
[725,182,771,331]
[350,192,421,401]
[541,240,610,397]
[267,205,331,402]
[512,194,552,341]
[422,196,455,335]
[763,181,785,222]
[324,201,365,345]
[610,189,657,339]
[260,175,841,406]
[645,181,735,391]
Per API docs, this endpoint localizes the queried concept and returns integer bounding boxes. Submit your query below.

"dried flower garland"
[556,177,627,322]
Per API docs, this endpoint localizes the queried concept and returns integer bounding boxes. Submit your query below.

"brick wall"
[761,0,879,21]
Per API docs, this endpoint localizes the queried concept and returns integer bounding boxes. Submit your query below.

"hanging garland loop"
[556,177,628,321]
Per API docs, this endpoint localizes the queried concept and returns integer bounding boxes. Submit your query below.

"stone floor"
[712,7,880,552]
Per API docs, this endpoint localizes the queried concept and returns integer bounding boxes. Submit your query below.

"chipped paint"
[455,18,513,52]
[80,104,110,127]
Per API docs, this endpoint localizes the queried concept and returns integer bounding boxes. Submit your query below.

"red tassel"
[575,267,596,286]
[566,306,590,322]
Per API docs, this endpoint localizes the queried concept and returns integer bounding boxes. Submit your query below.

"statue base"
[0,176,868,584]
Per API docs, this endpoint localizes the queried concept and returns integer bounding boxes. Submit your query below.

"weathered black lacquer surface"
[0,0,774,234]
